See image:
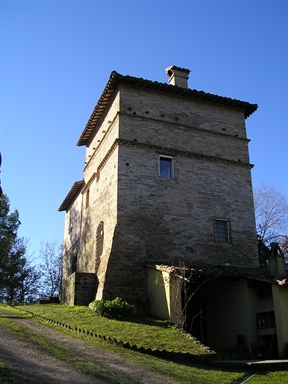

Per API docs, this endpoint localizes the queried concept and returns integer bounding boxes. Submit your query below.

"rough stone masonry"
[59,66,258,311]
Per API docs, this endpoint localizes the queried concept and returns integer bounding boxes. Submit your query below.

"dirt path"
[0,311,179,384]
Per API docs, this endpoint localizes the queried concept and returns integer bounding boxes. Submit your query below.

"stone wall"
[63,191,82,256]
[114,85,258,265]
[62,238,81,280]
[61,81,258,311]
[86,85,257,311]
[78,146,119,301]
[60,272,98,306]
[116,143,257,265]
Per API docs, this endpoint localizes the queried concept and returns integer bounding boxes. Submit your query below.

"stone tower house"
[59,66,259,310]
[59,67,288,359]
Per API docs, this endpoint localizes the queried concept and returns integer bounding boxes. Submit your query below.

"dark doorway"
[184,287,207,345]
[258,335,279,359]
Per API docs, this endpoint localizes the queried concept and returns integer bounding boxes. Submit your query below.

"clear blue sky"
[1,0,287,260]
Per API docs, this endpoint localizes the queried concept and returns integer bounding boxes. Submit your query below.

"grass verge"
[248,372,288,384]
[17,303,211,354]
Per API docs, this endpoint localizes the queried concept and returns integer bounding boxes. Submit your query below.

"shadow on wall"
[61,272,98,306]
[65,204,97,275]
[100,221,150,313]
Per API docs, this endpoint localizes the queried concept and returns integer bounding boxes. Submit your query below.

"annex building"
[59,66,288,359]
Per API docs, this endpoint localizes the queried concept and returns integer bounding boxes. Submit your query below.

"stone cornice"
[83,113,119,173]
[82,173,97,194]
[120,111,251,143]
[77,71,257,146]
[97,141,118,173]
[116,139,254,169]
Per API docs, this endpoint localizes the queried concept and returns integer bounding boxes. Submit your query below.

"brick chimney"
[165,66,190,88]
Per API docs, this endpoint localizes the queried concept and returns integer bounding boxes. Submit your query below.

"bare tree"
[156,262,220,331]
[254,184,288,244]
[171,262,221,331]
[39,241,63,298]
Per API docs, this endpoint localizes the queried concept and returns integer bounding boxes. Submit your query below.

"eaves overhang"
[77,71,258,147]
[58,180,84,212]
[148,263,288,286]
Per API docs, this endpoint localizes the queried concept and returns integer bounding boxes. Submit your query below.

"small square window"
[214,219,230,243]
[159,155,174,178]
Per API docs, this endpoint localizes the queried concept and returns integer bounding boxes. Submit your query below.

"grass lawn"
[248,371,288,384]
[0,304,287,383]
[18,303,212,354]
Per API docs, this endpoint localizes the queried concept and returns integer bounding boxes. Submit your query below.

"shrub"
[92,297,136,319]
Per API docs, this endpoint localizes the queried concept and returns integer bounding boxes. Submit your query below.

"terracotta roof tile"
[77,71,258,146]
[150,263,288,286]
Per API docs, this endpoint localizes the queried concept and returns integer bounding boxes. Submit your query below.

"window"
[214,219,230,243]
[85,189,90,209]
[159,155,174,178]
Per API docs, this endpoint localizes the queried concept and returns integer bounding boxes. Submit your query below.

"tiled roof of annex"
[149,263,288,287]
[77,70,258,147]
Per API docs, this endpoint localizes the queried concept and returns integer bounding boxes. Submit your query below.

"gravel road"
[0,311,179,384]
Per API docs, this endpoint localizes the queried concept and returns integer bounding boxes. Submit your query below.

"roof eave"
[77,71,120,147]
[58,180,84,212]
[77,71,258,147]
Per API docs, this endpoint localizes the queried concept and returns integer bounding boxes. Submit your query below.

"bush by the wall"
[92,297,136,319]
